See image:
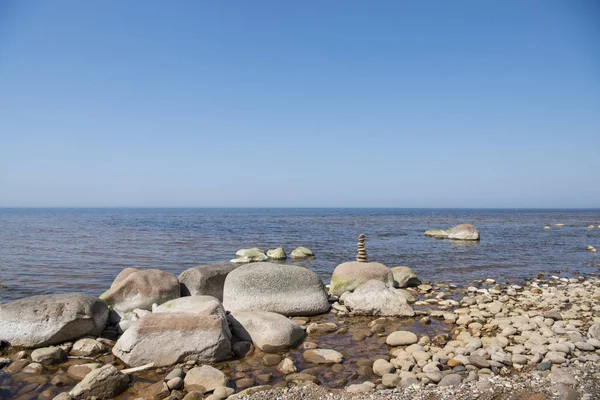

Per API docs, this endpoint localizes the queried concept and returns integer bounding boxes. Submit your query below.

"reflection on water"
[0,208,599,302]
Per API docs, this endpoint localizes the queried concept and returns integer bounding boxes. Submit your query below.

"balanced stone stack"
[356,234,368,263]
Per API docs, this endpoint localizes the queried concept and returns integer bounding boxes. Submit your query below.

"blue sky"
[0,1,598,208]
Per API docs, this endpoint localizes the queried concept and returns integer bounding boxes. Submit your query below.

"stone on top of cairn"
[356,234,368,263]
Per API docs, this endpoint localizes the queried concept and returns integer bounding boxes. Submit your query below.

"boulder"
[267,248,287,260]
[113,308,231,367]
[447,224,480,240]
[228,311,305,352]
[424,229,449,238]
[291,247,314,259]
[153,295,222,315]
[231,248,268,263]
[0,293,108,348]
[222,262,329,316]
[100,268,180,314]
[390,266,421,288]
[344,280,415,317]
[184,365,228,393]
[69,364,129,399]
[329,261,394,296]
[178,263,239,300]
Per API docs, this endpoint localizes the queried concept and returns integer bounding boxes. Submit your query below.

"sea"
[0,208,599,303]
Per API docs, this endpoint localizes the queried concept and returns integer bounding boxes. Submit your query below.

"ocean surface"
[1,208,599,303]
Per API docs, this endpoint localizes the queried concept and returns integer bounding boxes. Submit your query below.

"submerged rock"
[228,311,305,352]
[424,229,449,238]
[344,280,415,317]
[329,261,394,296]
[390,266,421,288]
[178,263,239,300]
[113,307,232,367]
[0,293,108,348]
[291,247,314,259]
[223,262,329,316]
[100,268,180,314]
[184,365,228,393]
[303,349,343,364]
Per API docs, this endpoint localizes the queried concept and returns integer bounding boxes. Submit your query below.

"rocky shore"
[1,238,599,400]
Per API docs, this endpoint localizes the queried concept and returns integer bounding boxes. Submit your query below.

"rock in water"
[69,364,129,399]
[290,247,314,259]
[228,311,305,352]
[329,261,394,296]
[184,365,228,393]
[153,295,223,315]
[447,224,480,240]
[100,268,180,314]
[267,248,287,260]
[113,308,232,367]
[0,293,108,348]
[303,349,343,364]
[232,248,268,263]
[424,229,449,238]
[344,280,415,317]
[222,262,329,316]
[390,266,421,288]
[178,263,239,300]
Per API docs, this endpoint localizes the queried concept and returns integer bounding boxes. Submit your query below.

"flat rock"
[344,280,415,317]
[69,364,129,399]
[386,331,418,346]
[329,261,394,296]
[31,347,67,365]
[222,262,329,316]
[184,365,228,394]
[228,311,304,352]
[0,293,108,348]
[178,263,239,300]
[303,349,343,364]
[468,355,490,368]
[153,295,222,315]
[100,268,180,314]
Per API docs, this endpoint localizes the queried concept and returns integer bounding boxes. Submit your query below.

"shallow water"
[1,208,599,302]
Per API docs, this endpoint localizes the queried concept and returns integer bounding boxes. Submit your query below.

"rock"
[586,246,597,252]
[267,248,287,260]
[386,331,418,346]
[346,384,372,393]
[0,293,108,348]
[100,268,180,313]
[31,347,67,365]
[284,373,318,384]
[438,374,462,387]
[67,364,101,381]
[213,386,235,399]
[167,377,183,390]
[52,393,73,400]
[468,355,490,368]
[382,373,400,388]
[277,357,297,374]
[290,247,314,259]
[306,322,338,335]
[424,229,449,238]
[372,359,394,376]
[344,280,414,317]
[113,308,231,367]
[153,295,223,315]
[550,384,579,400]
[228,311,304,352]
[233,248,268,263]
[447,224,480,240]
[182,392,204,400]
[588,324,600,340]
[178,263,239,300]
[184,365,228,393]
[390,266,421,288]
[303,349,343,364]
[550,369,578,386]
[141,381,170,399]
[329,261,394,296]
[222,262,329,316]
[68,364,129,399]
[232,340,254,358]
[70,339,106,357]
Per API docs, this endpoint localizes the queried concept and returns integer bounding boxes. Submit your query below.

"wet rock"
[284,373,318,384]
[267,248,287,260]
[184,365,228,393]
[22,362,44,374]
[68,364,129,399]
[232,341,254,358]
[141,381,170,399]
[329,261,394,296]
[228,311,304,352]
[236,377,255,389]
[70,338,106,357]
[67,363,101,381]
[448,224,480,240]
[31,347,67,365]
[306,322,338,335]
[303,349,343,364]
[0,293,108,348]
[290,247,314,259]
[113,308,232,367]
[277,357,297,374]
[223,262,329,316]
[386,331,418,346]
[233,248,268,263]
[178,263,239,300]
[262,354,282,366]
[344,280,414,317]
[391,266,421,288]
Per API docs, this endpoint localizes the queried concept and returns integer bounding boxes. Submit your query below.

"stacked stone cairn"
[356,234,368,262]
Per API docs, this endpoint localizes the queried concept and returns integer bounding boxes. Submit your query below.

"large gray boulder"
[153,295,222,315]
[228,311,305,352]
[447,224,480,240]
[69,364,129,399]
[0,293,108,348]
[178,263,239,301]
[344,280,415,317]
[222,262,329,316]
[113,307,232,367]
[100,268,180,314]
[329,261,394,296]
[391,266,421,288]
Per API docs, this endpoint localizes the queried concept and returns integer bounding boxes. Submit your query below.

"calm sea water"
[1,208,599,303]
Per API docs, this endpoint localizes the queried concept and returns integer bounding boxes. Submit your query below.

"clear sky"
[0,1,599,208]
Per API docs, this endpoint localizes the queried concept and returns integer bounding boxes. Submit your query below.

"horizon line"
[0,206,599,210]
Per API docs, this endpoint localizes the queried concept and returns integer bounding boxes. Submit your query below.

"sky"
[0,1,599,208]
